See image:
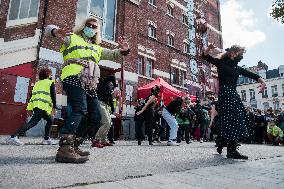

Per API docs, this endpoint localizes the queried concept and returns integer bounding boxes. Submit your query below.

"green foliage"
[271,0,284,24]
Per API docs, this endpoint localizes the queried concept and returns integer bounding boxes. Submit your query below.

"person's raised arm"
[202,43,221,66]
[101,36,130,60]
[136,96,156,115]
[45,25,72,46]
[238,67,266,93]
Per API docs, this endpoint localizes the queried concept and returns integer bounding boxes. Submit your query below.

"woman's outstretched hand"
[258,83,266,93]
[118,36,129,51]
[53,28,72,43]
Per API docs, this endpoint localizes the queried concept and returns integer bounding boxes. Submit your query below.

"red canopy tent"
[137,77,196,105]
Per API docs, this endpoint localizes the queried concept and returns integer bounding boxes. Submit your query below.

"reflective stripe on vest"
[27,79,54,115]
[60,34,103,81]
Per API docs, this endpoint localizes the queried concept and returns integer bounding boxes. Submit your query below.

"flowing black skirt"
[218,85,253,141]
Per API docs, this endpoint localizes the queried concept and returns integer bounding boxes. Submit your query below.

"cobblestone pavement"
[73,157,284,189]
[0,136,283,189]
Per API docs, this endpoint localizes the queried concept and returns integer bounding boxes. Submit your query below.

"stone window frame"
[6,0,40,27]
[148,20,157,39]
[241,90,246,101]
[145,58,154,78]
[166,4,174,17]
[88,0,117,42]
[171,66,186,87]
[183,39,190,54]
[136,55,144,75]
[182,13,189,26]
[166,30,175,47]
[271,85,278,97]
[148,0,157,7]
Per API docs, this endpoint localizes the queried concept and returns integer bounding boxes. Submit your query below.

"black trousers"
[177,124,190,143]
[13,108,52,140]
[136,109,154,142]
[254,126,264,143]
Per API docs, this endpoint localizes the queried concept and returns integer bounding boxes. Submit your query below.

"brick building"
[0,0,222,135]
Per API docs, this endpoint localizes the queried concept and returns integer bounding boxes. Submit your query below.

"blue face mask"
[83,26,96,38]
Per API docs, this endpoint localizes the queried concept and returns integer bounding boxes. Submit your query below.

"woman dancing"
[203,44,266,159]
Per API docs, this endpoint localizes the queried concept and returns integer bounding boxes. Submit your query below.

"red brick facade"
[0,0,223,132]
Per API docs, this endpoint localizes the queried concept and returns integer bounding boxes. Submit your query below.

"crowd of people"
[4,16,282,164]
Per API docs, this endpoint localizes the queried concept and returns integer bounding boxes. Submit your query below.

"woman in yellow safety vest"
[6,69,56,146]
[47,17,130,163]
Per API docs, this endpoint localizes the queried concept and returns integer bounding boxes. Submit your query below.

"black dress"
[203,54,260,141]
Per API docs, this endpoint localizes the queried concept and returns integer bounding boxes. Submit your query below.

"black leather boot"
[227,141,248,160]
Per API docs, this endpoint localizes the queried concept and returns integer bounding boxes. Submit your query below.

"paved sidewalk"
[72,157,284,189]
[0,137,284,189]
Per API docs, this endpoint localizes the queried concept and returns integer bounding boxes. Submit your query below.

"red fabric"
[137,77,196,105]
[1,63,34,78]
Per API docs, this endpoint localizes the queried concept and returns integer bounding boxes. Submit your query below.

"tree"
[271,0,284,24]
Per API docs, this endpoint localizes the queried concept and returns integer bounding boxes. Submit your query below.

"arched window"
[167,35,174,46]
[167,5,173,16]
[148,25,156,38]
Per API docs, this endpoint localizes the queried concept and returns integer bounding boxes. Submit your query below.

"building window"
[241,90,246,101]
[273,101,280,110]
[263,102,269,111]
[137,56,144,75]
[184,43,189,53]
[172,68,186,86]
[180,70,186,86]
[172,68,179,85]
[167,35,174,46]
[262,87,268,98]
[182,14,188,25]
[148,0,156,6]
[7,0,40,25]
[145,58,154,77]
[238,76,244,85]
[271,85,278,97]
[167,5,173,16]
[89,0,116,41]
[249,89,255,100]
[148,25,156,39]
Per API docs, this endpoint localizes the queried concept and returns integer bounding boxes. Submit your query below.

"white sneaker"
[6,136,24,146]
[200,138,203,143]
[42,138,56,145]
[167,141,180,146]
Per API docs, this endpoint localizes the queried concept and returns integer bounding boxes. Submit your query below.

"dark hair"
[151,85,160,96]
[104,75,116,86]
[39,69,52,80]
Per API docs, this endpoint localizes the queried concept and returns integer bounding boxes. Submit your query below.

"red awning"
[137,77,196,105]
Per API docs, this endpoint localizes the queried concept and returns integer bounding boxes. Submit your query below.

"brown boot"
[55,135,89,163]
[74,137,90,156]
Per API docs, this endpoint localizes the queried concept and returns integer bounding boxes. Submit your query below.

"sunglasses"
[85,23,98,29]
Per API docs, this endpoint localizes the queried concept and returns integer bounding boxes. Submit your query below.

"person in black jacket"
[136,85,160,145]
[162,96,189,146]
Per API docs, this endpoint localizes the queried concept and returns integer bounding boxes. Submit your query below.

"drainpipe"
[35,0,49,67]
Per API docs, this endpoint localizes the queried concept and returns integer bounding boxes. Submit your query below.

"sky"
[219,0,283,69]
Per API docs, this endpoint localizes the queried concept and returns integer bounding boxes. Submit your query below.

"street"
[0,137,283,189]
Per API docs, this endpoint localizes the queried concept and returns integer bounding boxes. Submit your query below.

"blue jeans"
[61,83,87,134]
[76,95,101,138]
[162,109,179,141]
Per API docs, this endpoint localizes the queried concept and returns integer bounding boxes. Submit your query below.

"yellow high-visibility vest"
[60,34,103,80]
[27,79,54,115]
